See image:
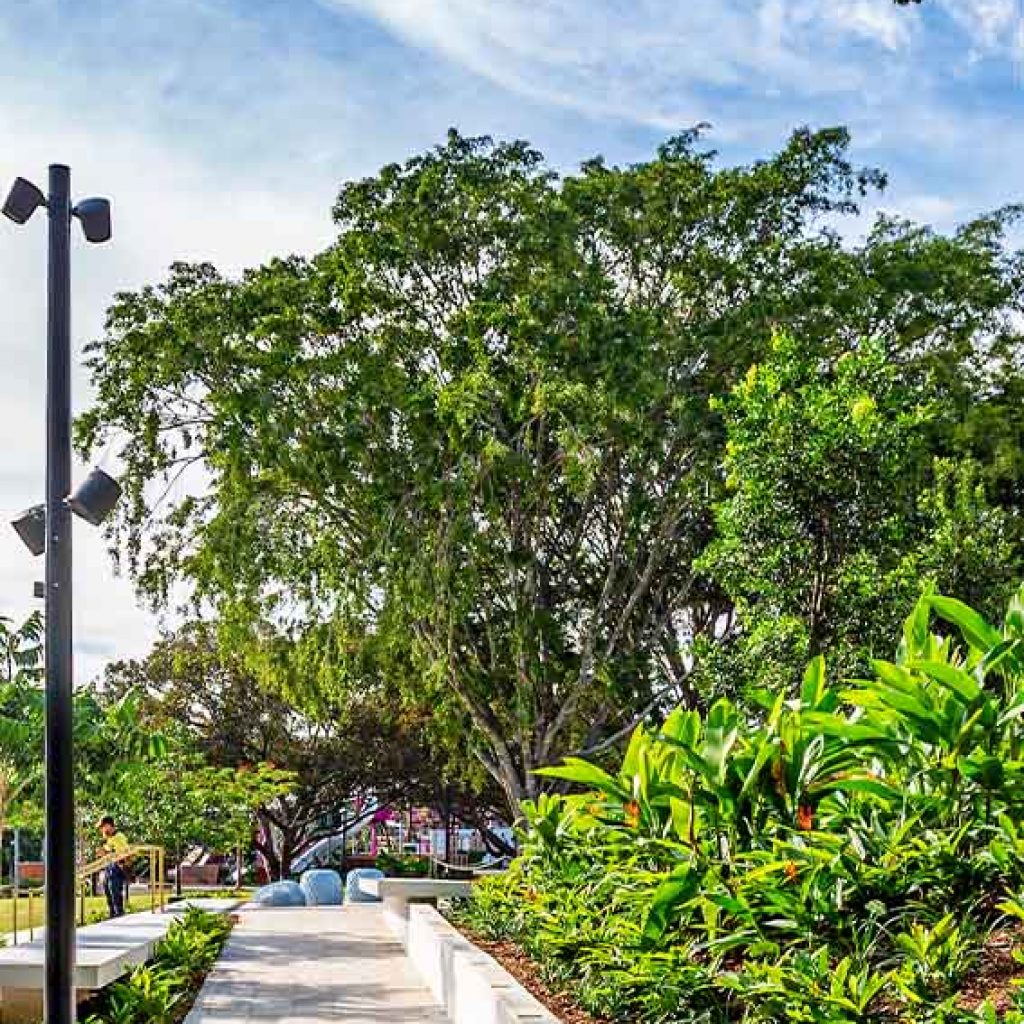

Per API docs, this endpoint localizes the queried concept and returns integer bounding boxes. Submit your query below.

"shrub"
[82,908,232,1024]
[454,586,1024,1022]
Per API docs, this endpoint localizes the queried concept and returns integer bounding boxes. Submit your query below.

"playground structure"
[287,803,514,878]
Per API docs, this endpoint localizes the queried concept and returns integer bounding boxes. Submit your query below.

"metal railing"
[4,844,167,945]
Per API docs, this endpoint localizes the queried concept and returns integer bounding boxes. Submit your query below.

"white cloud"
[322,0,938,127]
[939,0,1024,55]
[0,68,337,685]
[830,0,916,51]
[1,0,1023,683]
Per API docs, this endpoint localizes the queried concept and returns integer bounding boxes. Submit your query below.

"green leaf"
[642,865,701,947]
[912,659,981,704]
[533,758,626,799]
[927,595,1003,654]
[801,655,827,708]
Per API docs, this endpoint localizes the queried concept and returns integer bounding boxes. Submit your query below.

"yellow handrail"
[77,843,168,922]
[6,843,167,946]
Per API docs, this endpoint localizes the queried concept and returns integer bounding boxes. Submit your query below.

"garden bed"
[450,590,1024,1024]
[76,906,234,1024]
[454,920,606,1024]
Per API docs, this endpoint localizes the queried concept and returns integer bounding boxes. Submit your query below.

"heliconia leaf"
[810,775,899,802]
[659,708,699,748]
[534,758,626,798]
[871,660,921,696]
[927,596,1003,654]
[799,713,892,745]
[981,638,1024,680]
[801,655,827,708]
[900,592,933,662]
[912,660,981,704]
[621,724,647,779]
[669,796,693,842]
[1005,585,1024,638]
[642,865,700,946]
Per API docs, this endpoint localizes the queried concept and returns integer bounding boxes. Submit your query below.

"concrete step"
[0,898,240,989]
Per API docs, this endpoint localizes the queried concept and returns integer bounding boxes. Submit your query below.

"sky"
[0,0,1022,682]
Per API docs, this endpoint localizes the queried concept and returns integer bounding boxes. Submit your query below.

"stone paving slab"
[183,905,448,1024]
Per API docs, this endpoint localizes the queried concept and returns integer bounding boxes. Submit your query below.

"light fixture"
[10,469,121,554]
[5,163,114,1024]
[67,467,121,526]
[72,197,111,244]
[2,177,46,225]
[11,504,46,556]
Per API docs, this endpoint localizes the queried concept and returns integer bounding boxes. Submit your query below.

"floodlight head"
[73,197,111,244]
[11,505,46,556]
[68,467,121,526]
[2,177,46,225]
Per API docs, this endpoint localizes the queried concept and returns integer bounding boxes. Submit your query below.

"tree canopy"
[79,127,1024,818]
[100,624,459,875]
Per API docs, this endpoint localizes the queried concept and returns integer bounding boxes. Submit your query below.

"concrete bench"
[355,878,473,944]
[0,898,240,1023]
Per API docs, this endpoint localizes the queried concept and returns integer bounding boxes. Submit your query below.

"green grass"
[0,888,253,937]
[0,893,154,936]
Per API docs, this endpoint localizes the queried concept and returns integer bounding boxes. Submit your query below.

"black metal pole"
[44,163,75,1024]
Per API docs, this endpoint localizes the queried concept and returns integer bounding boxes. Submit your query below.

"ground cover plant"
[455,588,1024,1022]
[79,907,232,1024]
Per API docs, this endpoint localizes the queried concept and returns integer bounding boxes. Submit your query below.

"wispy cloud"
[1,0,1022,679]
[321,0,1023,129]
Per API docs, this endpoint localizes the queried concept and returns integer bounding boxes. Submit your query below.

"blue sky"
[0,0,1021,679]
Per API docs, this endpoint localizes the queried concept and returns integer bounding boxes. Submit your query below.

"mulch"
[957,925,1024,1015]
[455,926,608,1024]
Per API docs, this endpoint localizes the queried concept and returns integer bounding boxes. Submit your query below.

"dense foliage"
[100,624,495,876]
[697,333,1019,694]
[79,128,1024,820]
[81,906,232,1024]
[457,588,1024,1022]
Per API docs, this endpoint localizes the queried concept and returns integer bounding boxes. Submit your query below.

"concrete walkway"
[183,905,448,1024]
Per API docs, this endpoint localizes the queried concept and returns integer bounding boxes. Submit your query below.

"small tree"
[698,333,1019,691]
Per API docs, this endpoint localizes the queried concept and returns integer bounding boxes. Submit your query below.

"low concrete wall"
[406,904,561,1024]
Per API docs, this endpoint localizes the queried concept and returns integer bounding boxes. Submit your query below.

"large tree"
[101,625,453,876]
[79,127,1024,817]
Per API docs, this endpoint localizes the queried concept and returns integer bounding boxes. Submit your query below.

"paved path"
[184,905,448,1024]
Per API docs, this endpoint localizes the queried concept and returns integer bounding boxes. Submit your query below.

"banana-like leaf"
[928,595,1003,655]
[534,758,627,799]
[642,864,701,947]
[801,655,827,708]
[912,659,981,704]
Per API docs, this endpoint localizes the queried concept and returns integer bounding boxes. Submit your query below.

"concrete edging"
[405,904,562,1024]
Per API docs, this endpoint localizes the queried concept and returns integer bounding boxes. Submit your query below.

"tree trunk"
[279,837,292,880]
[175,838,183,898]
[478,824,516,858]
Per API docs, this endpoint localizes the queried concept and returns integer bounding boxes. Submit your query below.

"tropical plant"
[455,586,1024,1022]
[82,907,232,1024]
[0,612,43,684]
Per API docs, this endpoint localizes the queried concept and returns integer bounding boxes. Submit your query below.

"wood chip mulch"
[957,926,1024,1015]
[455,925,609,1024]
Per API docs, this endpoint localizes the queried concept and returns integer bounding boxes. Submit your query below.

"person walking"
[98,815,130,918]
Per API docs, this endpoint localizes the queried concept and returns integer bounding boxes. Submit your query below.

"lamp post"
[3,165,113,1024]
